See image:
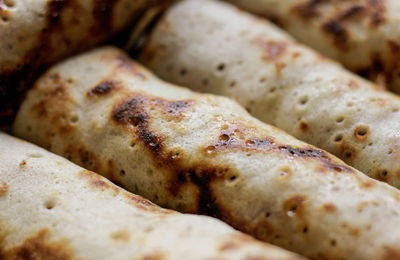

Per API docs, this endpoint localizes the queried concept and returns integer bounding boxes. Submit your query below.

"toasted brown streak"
[19,160,26,168]
[219,241,240,252]
[384,247,400,260]
[298,120,309,131]
[141,253,165,260]
[338,5,365,20]
[322,19,350,51]
[205,123,353,174]
[87,80,117,97]
[294,0,385,25]
[112,93,194,136]
[321,4,367,51]
[122,192,170,214]
[357,40,400,86]
[79,169,121,195]
[294,1,385,51]
[292,0,326,18]
[32,77,76,136]
[0,229,74,260]
[112,94,235,217]
[63,145,100,174]
[322,203,337,213]
[360,180,376,189]
[0,182,8,197]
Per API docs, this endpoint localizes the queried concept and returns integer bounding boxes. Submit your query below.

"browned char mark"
[112,93,193,138]
[0,182,8,197]
[383,247,400,260]
[79,169,121,195]
[112,93,234,217]
[205,123,354,174]
[292,0,386,51]
[356,40,400,87]
[321,4,365,51]
[0,229,74,259]
[87,80,118,97]
[32,74,77,136]
[292,0,327,19]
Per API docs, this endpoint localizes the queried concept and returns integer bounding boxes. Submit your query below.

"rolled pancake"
[0,133,302,260]
[225,0,400,93]
[140,0,400,189]
[0,0,167,124]
[13,47,400,260]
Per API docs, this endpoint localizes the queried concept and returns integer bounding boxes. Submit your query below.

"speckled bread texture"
[226,0,400,93]
[0,0,167,124]
[0,133,303,260]
[13,47,400,260]
[140,0,400,189]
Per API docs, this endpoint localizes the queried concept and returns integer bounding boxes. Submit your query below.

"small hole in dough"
[44,199,56,210]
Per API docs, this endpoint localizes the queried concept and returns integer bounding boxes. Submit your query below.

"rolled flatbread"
[140,0,400,189]
[13,46,400,259]
[0,0,166,124]
[0,133,302,260]
[225,0,400,93]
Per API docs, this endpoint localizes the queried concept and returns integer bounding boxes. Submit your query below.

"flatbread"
[140,0,400,189]
[0,0,166,124]
[0,133,302,260]
[226,0,400,93]
[13,46,400,259]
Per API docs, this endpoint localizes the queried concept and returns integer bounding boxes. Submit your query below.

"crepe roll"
[140,0,400,189]
[226,0,400,93]
[0,133,302,260]
[13,47,400,259]
[0,0,168,124]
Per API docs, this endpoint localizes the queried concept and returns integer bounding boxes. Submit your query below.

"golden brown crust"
[0,229,75,260]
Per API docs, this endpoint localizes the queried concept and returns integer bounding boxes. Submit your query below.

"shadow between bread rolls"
[0,133,304,260]
[139,0,400,189]
[12,47,400,260]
